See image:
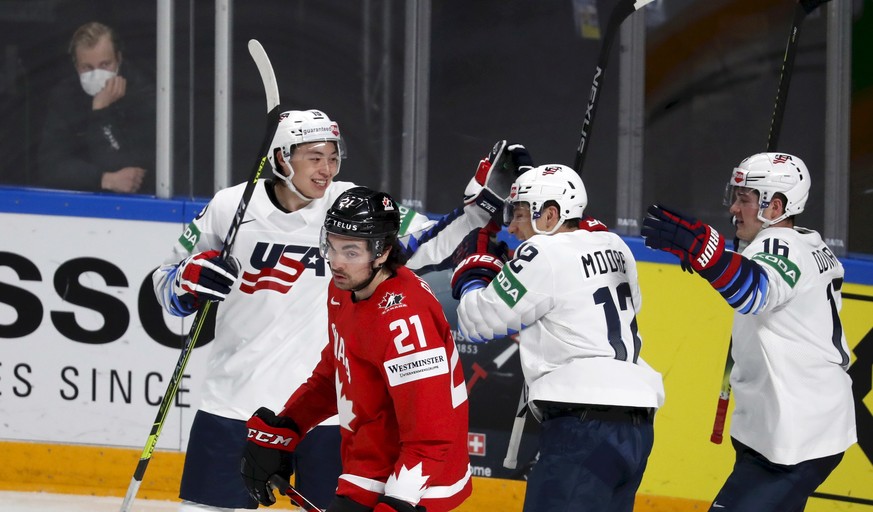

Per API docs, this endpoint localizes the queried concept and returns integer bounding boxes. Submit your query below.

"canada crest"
[378,292,406,312]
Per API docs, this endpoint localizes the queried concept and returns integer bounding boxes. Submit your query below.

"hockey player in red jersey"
[241,186,472,512]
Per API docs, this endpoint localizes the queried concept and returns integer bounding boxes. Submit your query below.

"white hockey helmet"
[505,164,587,235]
[724,152,810,227]
[268,109,345,198]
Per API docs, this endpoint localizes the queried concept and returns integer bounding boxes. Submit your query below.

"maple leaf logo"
[385,463,430,500]
[335,372,356,431]
[378,292,406,312]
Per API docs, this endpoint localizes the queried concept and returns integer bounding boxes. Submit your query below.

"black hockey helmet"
[321,186,401,259]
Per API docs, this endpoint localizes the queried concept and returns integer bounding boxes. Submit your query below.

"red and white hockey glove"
[241,407,301,507]
[641,204,725,274]
[172,249,239,314]
[463,140,530,222]
[450,224,508,300]
[374,495,426,512]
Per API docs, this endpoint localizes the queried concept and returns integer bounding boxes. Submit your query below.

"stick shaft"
[573,0,654,174]
[119,40,280,512]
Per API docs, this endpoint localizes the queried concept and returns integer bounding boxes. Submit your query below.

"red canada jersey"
[282,266,472,511]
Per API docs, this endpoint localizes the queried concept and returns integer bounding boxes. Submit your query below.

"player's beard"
[330,267,368,291]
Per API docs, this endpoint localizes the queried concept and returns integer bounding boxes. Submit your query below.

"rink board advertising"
[1,187,871,509]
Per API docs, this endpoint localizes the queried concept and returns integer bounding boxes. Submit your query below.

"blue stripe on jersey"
[712,257,769,315]
[164,265,196,317]
[402,206,467,272]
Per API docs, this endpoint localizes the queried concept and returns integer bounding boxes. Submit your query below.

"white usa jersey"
[457,230,664,419]
[153,179,489,421]
[731,226,856,465]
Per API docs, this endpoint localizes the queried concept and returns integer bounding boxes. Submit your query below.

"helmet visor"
[319,227,378,264]
[723,183,758,208]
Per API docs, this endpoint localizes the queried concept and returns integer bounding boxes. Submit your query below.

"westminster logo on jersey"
[379,292,407,312]
[238,242,326,294]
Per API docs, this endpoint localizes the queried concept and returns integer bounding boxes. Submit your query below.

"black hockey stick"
[270,475,321,511]
[710,0,832,445]
[573,0,654,174]
[119,40,281,512]
[767,0,833,151]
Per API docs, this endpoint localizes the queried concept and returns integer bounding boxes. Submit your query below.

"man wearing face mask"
[37,21,156,194]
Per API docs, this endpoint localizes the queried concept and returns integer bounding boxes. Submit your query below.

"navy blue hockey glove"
[172,249,239,313]
[641,204,725,274]
[241,407,301,507]
[506,143,534,177]
[451,223,508,300]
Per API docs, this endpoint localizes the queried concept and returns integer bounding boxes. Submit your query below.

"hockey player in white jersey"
[452,164,665,512]
[641,152,856,511]
[152,108,526,511]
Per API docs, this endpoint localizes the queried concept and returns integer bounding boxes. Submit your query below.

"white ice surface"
[0,491,177,511]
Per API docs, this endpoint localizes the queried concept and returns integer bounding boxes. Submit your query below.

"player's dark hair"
[543,200,581,230]
[381,239,408,273]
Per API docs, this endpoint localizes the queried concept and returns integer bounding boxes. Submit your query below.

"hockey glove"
[463,140,515,222]
[506,143,534,177]
[241,407,301,507]
[450,225,508,300]
[172,249,239,313]
[641,204,725,274]
[374,495,426,512]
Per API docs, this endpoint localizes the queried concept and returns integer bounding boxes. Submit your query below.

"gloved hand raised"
[451,223,509,300]
[240,407,301,507]
[172,249,239,314]
[506,143,534,177]
[464,141,534,222]
[641,204,725,274]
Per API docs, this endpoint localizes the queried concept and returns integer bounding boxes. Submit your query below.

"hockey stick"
[269,476,321,511]
[573,0,654,174]
[118,40,281,512]
[710,0,831,445]
[503,382,528,469]
[767,0,833,151]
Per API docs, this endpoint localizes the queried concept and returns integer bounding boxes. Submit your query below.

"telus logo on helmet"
[329,219,358,232]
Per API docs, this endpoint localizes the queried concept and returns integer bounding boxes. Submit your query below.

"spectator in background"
[38,21,155,194]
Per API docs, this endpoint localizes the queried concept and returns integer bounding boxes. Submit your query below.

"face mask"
[79,68,117,96]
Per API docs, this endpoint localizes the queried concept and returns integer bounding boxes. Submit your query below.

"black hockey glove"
[373,495,426,512]
[241,407,301,507]
[641,204,725,275]
[450,223,509,300]
[506,143,534,177]
[172,249,239,314]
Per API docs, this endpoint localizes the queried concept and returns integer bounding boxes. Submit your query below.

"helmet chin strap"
[273,158,316,202]
[530,210,562,236]
[352,264,384,293]
[279,172,315,202]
